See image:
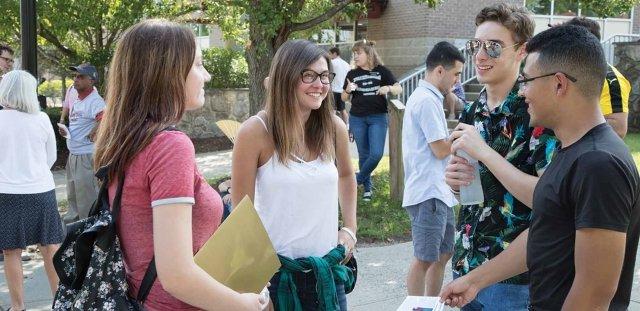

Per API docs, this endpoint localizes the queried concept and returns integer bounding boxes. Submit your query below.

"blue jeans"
[453,271,530,311]
[268,271,348,310]
[349,113,388,192]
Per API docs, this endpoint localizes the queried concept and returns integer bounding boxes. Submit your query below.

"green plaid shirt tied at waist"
[276,244,355,311]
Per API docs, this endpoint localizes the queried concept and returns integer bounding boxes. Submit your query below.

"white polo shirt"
[401,79,458,207]
[331,57,351,94]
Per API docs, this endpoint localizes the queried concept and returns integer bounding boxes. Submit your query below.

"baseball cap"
[69,63,98,81]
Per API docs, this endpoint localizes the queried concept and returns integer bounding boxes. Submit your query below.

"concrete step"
[465,91,481,102]
[465,83,483,93]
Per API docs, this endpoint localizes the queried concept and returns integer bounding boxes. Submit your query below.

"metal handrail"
[601,34,640,64]
[396,34,640,104]
[397,46,475,104]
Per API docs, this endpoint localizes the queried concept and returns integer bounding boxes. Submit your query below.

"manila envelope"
[194,195,281,293]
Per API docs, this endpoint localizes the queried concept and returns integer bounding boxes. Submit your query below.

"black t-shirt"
[343,65,397,117]
[528,123,640,311]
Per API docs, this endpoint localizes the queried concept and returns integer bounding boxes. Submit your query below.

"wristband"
[340,227,357,244]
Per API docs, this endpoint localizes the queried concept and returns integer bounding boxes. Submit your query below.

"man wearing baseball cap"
[61,63,105,223]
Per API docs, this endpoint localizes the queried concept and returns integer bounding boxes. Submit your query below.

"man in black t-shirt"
[440,25,640,311]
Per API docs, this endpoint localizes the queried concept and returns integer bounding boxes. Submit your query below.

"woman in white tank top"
[232,40,357,310]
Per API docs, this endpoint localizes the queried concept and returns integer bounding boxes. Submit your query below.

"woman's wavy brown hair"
[351,39,383,69]
[265,40,335,164]
[94,19,195,181]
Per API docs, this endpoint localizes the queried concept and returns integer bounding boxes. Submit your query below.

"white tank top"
[252,116,339,259]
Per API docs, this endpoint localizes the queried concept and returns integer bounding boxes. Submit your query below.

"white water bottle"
[458,150,485,205]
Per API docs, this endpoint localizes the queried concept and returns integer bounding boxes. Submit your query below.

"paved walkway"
[0,242,452,311]
[7,143,640,310]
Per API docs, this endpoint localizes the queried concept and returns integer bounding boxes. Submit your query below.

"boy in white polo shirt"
[402,41,464,296]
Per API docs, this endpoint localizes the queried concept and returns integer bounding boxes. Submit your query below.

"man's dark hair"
[476,3,534,46]
[565,17,601,40]
[0,44,14,56]
[329,47,340,55]
[426,41,465,71]
[526,25,607,99]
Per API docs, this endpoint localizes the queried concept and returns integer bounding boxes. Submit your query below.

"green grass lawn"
[353,157,412,243]
[624,132,640,166]
[356,133,640,243]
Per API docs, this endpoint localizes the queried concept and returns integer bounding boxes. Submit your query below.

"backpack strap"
[137,258,157,302]
[127,126,179,303]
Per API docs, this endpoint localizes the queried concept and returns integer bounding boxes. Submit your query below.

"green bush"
[202,47,248,89]
[39,79,64,98]
[45,107,68,154]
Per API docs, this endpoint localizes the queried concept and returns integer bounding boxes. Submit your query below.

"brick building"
[365,0,640,77]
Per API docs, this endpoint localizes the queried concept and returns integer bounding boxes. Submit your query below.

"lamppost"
[21,0,37,77]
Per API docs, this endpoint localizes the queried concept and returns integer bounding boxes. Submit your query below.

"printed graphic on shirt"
[352,73,382,96]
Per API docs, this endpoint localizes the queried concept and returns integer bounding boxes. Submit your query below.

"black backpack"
[52,165,157,310]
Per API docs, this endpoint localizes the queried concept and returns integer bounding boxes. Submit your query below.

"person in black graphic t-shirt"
[342,40,402,201]
[440,25,640,311]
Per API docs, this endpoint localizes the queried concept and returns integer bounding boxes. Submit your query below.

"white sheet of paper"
[396,296,445,311]
[57,123,70,139]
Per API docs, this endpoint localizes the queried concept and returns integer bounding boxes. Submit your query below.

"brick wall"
[368,0,523,76]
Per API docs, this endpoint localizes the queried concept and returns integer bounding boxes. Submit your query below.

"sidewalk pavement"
[6,240,640,310]
[15,141,640,310]
[0,242,444,311]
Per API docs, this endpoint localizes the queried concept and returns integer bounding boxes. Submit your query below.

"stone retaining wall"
[178,88,250,138]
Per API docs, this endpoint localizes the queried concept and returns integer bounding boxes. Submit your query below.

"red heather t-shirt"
[109,131,223,310]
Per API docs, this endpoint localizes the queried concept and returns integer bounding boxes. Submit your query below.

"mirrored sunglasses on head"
[466,39,520,58]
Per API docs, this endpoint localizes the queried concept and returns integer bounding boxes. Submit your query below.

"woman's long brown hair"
[94,19,196,181]
[265,40,335,165]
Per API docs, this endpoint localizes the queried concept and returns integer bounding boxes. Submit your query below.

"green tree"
[0,0,193,87]
[200,0,441,115]
[579,0,639,18]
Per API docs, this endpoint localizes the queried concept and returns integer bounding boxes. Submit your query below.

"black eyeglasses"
[301,70,335,85]
[0,56,14,64]
[466,39,520,59]
[517,72,578,88]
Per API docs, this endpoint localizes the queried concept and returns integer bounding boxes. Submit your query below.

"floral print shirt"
[452,84,558,285]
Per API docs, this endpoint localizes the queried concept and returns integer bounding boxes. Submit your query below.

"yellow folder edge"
[194,195,281,293]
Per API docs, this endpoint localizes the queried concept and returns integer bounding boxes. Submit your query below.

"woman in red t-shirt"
[93,19,266,311]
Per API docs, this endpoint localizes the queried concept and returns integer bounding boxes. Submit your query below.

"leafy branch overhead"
[1,0,635,101]
[197,0,444,115]
[0,0,194,83]
[578,0,640,18]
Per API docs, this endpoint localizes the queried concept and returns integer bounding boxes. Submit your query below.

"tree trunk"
[245,42,273,116]
[245,15,294,115]
[61,76,67,105]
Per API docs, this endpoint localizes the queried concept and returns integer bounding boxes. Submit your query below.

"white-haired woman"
[0,70,63,311]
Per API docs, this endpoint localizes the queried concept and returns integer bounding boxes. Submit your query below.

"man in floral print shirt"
[444,4,558,310]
